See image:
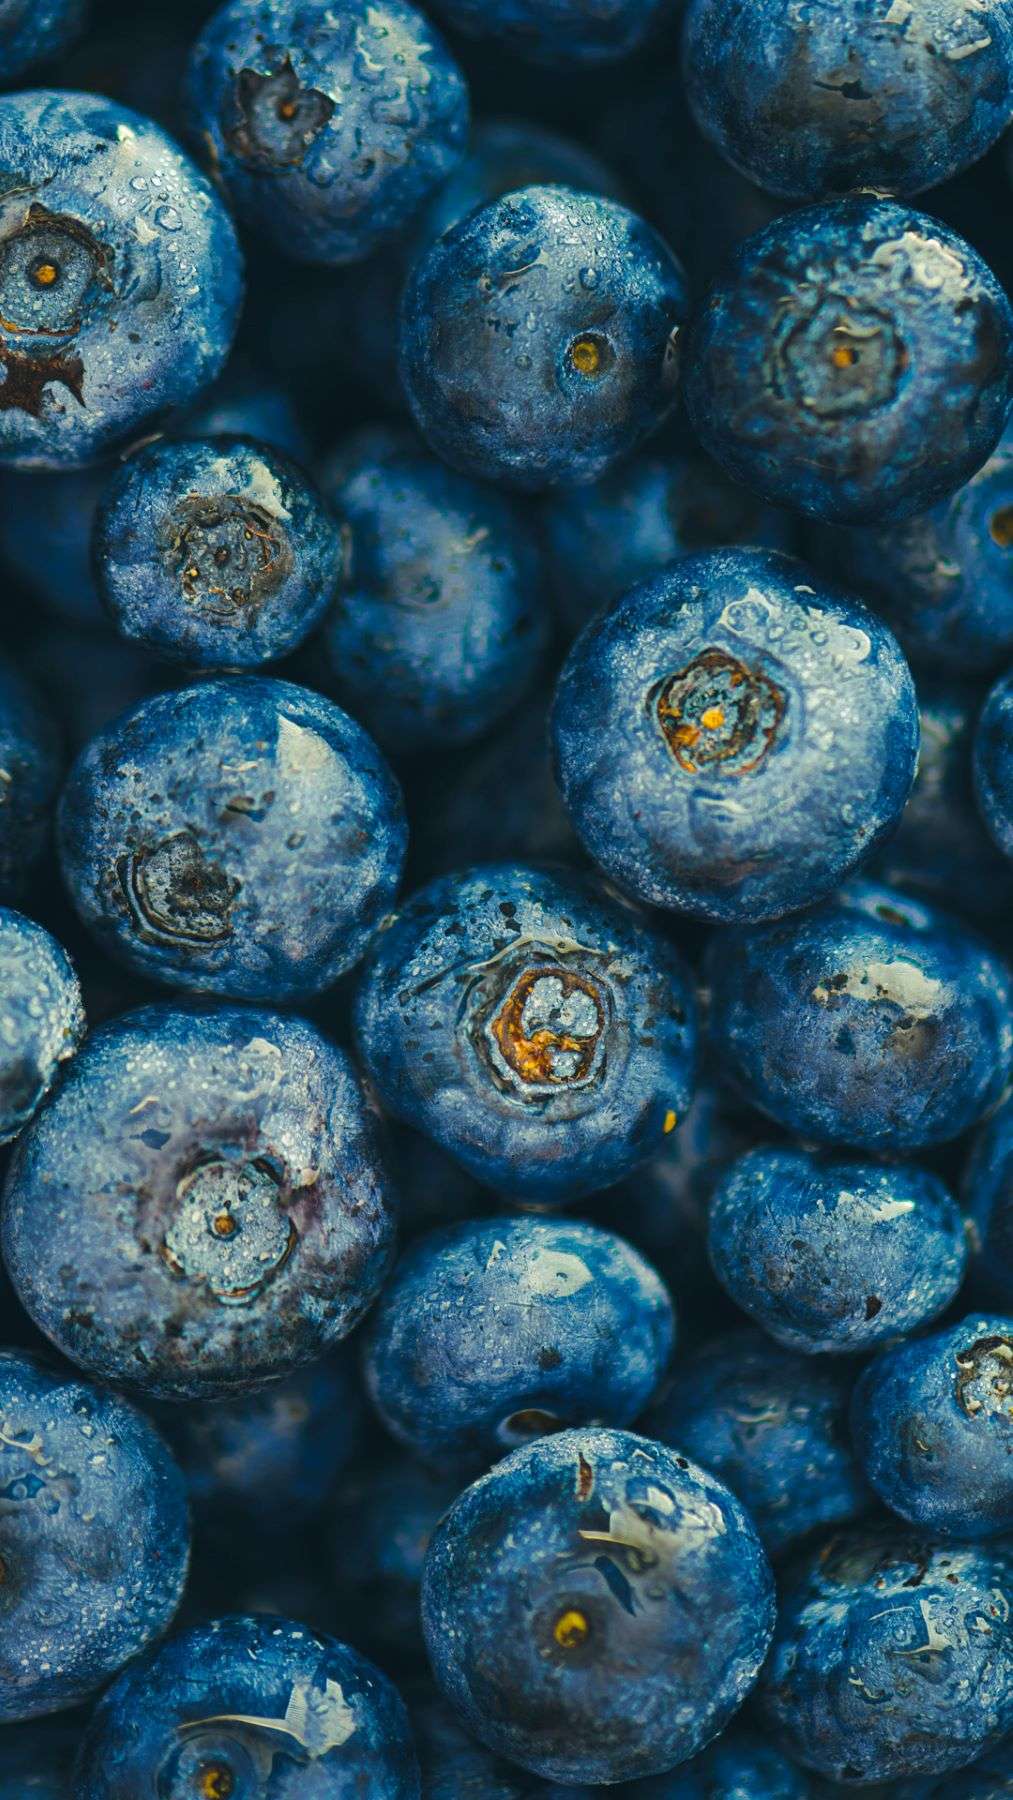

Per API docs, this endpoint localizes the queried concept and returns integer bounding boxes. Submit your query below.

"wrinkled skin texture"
[362,1215,675,1470]
[330,1461,461,1667]
[543,444,795,635]
[353,863,697,1203]
[974,665,1013,859]
[552,549,919,921]
[57,676,407,1001]
[683,0,1013,201]
[0,907,84,1146]
[185,0,469,266]
[0,656,61,904]
[966,1092,1013,1302]
[706,881,1013,1151]
[708,1147,967,1354]
[0,1349,189,1721]
[319,426,549,752]
[836,419,1013,675]
[0,91,242,468]
[1,1003,397,1399]
[852,1312,1013,1539]
[758,1526,1013,1783]
[422,1428,775,1785]
[685,198,1013,525]
[0,0,87,79]
[74,1614,421,1798]
[647,1329,870,1556]
[400,185,687,491]
[94,435,342,669]
[427,0,671,66]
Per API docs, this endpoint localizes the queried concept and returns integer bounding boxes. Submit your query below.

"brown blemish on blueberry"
[954,1334,1013,1418]
[576,1452,594,1500]
[864,1295,882,1320]
[491,965,604,1087]
[0,340,85,416]
[118,831,239,948]
[654,649,784,777]
[553,1607,590,1649]
[990,506,1013,548]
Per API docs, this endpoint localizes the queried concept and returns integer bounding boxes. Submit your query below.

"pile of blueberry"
[6,0,1013,1794]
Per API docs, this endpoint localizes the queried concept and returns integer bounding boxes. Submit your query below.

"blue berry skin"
[74,1614,421,1799]
[708,1147,968,1356]
[543,445,795,635]
[1,1002,397,1400]
[684,198,1013,526]
[362,1216,675,1471]
[415,117,626,252]
[624,1728,812,1800]
[851,1313,1013,1540]
[411,1686,535,1799]
[0,1717,80,1798]
[647,1329,870,1557]
[682,0,1013,203]
[757,1526,1013,1784]
[426,0,671,66]
[57,676,407,1001]
[0,1348,189,1722]
[551,548,919,922]
[94,436,342,671]
[0,1,88,80]
[186,0,468,268]
[0,655,60,904]
[836,421,1013,676]
[422,1426,775,1785]
[0,91,242,470]
[319,427,549,753]
[0,907,84,1146]
[974,666,1013,859]
[966,1092,1013,1302]
[707,881,1013,1152]
[399,185,687,492]
[353,863,697,1204]
[331,1461,462,1667]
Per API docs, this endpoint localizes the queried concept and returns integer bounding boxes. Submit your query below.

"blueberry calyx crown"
[654,648,784,776]
[467,944,613,1101]
[162,1154,297,1306]
[165,494,292,624]
[228,55,335,168]
[117,831,239,948]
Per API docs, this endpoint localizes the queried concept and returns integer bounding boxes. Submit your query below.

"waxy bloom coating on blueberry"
[685,198,1013,525]
[708,1147,967,1355]
[94,435,343,670]
[319,427,549,752]
[682,0,1013,202]
[362,1216,675,1470]
[852,1313,1013,1540]
[0,1348,189,1721]
[422,1427,775,1785]
[1,1003,397,1399]
[707,881,1013,1152]
[399,185,687,491]
[57,675,407,1001]
[647,1328,871,1556]
[75,1613,421,1798]
[0,91,243,468]
[0,907,84,1146]
[974,664,1013,859]
[426,0,671,66]
[353,863,697,1203]
[185,0,469,267]
[0,655,60,904]
[552,548,918,921]
[757,1525,1013,1783]
[0,0,88,80]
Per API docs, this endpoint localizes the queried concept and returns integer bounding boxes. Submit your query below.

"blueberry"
[624,1727,812,1799]
[414,116,627,251]
[422,1427,775,1784]
[74,1613,421,1798]
[684,198,1013,524]
[0,655,61,903]
[646,1328,870,1556]
[852,1313,1013,1540]
[410,1685,534,1798]
[706,880,1013,1151]
[966,1091,1013,1302]
[362,1216,674,1470]
[1,1002,397,1399]
[0,0,88,79]
[757,1525,1013,1783]
[399,185,687,491]
[551,549,918,921]
[542,444,795,635]
[708,1147,967,1355]
[185,0,469,267]
[425,0,671,66]
[353,863,697,1203]
[974,664,1013,858]
[58,675,407,1000]
[682,0,1013,202]
[0,1347,189,1721]
[331,1460,463,1667]
[318,426,549,752]
[94,436,342,670]
[834,419,1013,675]
[0,91,242,468]
[0,907,84,1145]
